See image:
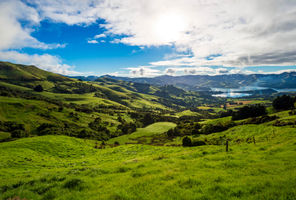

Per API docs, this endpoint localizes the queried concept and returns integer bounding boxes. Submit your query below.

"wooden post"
[226,140,229,152]
[253,136,256,145]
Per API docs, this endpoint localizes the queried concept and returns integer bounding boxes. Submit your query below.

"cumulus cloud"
[0,0,76,74]
[0,51,80,75]
[34,0,295,70]
[0,0,66,50]
[0,0,42,50]
[98,0,296,67]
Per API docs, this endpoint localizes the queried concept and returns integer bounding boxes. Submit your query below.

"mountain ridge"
[71,72,296,91]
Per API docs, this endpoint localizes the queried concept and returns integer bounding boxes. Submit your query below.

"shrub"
[63,178,84,190]
[11,130,28,138]
[34,85,43,92]
[244,115,278,124]
[182,136,192,147]
[143,113,154,126]
[201,121,235,135]
[192,140,206,146]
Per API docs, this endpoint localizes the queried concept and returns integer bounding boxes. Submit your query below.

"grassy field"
[108,122,176,145]
[1,121,296,200]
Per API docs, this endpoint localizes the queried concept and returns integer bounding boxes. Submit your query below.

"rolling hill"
[1,110,296,199]
[0,61,225,142]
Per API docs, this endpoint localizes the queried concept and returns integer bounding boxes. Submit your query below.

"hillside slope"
[0,61,224,141]
[0,119,295,200]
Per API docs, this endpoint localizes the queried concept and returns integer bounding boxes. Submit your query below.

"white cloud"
[87,40,99,44]
[0,51,80,75]
[0,0,76,75]
[35,0,295,69]
[0,0,66,50]
[87,33,107,44]
[97,0,296,67]
[126,66,161,77]
[94,34,106,39]
[0,0,42,50]
[29,0,103,25]
[1,0,296,76]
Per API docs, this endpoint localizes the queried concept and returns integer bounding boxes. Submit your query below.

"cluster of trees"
[272,95,295,110]
[200,121,235,135]
[232,104,267,120]
[53,82,99,94]
[88,117,110,134]
[36,121,110,141]
[0,121,28,138]
[0,85,64,107]
[166,121,201,137]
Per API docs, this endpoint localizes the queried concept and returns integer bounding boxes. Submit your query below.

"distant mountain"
[99,73,296,91]
[70,76,99,81]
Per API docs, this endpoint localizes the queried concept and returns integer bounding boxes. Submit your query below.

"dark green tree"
[34,85,43,92]
[273,95,295,110]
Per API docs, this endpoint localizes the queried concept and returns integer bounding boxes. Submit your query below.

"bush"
[192,140,206,146]
[34,85,43,92]
[143,113,154,126]
[63,178,84,190]
[37,123,58,135]
[244,115,278,124]
[11,130,28,138]
[201,121,235,135]
[182,136,192,147]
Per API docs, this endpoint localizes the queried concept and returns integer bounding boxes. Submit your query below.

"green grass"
[175,110,201,117]
[108,122,176,145]
[0,123,296,200]
[0,131,10,141]
[200,116,232,125]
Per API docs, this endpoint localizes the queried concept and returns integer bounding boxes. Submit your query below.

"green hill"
[0,61,224,141]
[1,118,296,199]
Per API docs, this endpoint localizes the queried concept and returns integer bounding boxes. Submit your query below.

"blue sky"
[29,20,173,75]
[0,0,295,77]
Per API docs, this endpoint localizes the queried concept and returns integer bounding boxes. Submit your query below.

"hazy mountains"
[73,72,296,91]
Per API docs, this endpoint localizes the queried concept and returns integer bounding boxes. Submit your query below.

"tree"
[273,95,295,110]
[34,85,43,92]
[143,113,154,126]
[182,136,192,147]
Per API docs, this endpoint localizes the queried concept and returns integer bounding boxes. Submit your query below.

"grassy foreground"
[1,123,296,200]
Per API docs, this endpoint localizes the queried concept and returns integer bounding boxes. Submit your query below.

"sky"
[0,0,296,77]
